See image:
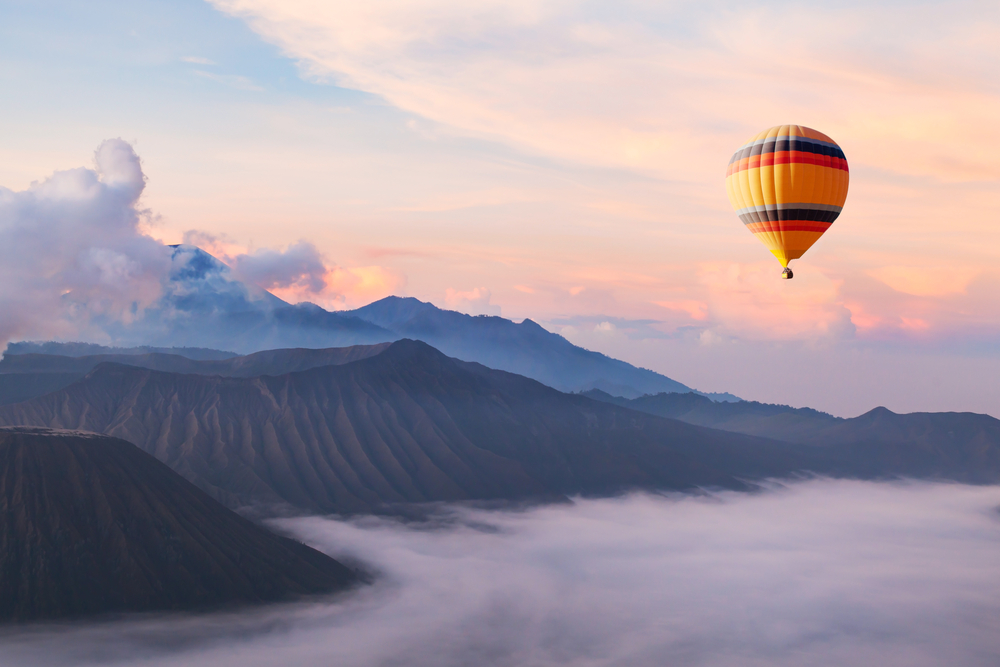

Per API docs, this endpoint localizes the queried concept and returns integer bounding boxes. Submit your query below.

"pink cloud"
[654,300,708,322]
[181,231,406,310]
[444,287,500,316]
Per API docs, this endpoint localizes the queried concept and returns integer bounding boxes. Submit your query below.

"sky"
[1,0,999,416]
[3,480,1000,666]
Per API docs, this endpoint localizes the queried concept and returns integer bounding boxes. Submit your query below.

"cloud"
[177,230,406,310]
[322,265,407,309]
[209,0,1000,183]
[204,0,1000,352]
[444,286,500,316]
[0,143,409,351]
[655,299,708,321]
[546,314,671,341]
[194,70,264,92]
[181,56,217,65]
[867,266,979,298]
[2,480,999,666]
[696,262,856,341]
[0,138,171,351]
[232,241,329,293]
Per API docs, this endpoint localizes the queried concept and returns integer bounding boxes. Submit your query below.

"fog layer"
[3,479,999,666]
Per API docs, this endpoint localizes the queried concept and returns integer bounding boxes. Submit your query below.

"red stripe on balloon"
[725,153,849,176]
[746,222,833,233]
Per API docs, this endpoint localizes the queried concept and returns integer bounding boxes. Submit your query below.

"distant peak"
[348,296,441,329]
[367,295,435,308]
[385,338,438,353]
[861,406,897,418]
[381,338,453,363]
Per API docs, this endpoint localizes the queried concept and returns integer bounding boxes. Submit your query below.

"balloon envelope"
[725,125,849,268]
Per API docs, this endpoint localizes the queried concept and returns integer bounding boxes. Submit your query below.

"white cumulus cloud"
[0,139,171,350]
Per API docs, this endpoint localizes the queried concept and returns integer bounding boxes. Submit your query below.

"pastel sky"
[2,0,998,417]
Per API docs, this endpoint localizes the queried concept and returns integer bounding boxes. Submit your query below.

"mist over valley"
[3,480,999,667]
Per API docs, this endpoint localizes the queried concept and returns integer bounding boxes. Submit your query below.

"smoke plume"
[0,139,171,350]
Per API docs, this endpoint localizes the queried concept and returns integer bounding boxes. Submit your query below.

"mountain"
[0,372,84,408]
[5,341,237,360]
[8,245,730,400]
[583,390,1000,481]
[0,344,390,378]
[0,345,392,406]
[799,407,1000,480]
[347,296,738,400]
[0,341,812,514]
[580,389,843,441]
[94,245,394,352]
[0,427,359,622]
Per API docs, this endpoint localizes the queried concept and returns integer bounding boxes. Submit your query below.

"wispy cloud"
[209,0,1000,180]
[444,286,500,316]
[546,314,672,341]
[182,230,406,310]
[204,0,1000,348]
[193,70,264,92]
[181,56,216,65]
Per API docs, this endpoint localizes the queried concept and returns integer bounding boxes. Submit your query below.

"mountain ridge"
[346,296,737,400]
[6,245,731,401]
[0,427,359,622]
[0,341,812,514]
[582,389,1000,481]
[0,344,392,406]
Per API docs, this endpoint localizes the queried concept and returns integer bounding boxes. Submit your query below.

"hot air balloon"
[725,125,848,279]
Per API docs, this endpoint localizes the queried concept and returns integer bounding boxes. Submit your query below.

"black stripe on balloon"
[728,138,846,165]
[767,139,846,160]
[738,208,842,224]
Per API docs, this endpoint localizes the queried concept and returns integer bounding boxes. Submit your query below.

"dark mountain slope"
[0,428,358,622]
[0,344,391,378]
[0,344,392,406]
[583,390,1000,482]
[0,342,811,513]
[0,373,83,407]
[581,390,843,441]
[348,296,734,399]
[809,407,1000,480]
[6,341,237,360]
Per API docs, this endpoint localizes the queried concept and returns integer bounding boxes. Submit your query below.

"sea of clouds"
[2,478,999,667]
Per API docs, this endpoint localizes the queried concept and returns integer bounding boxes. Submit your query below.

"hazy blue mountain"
[155,246,734,398]
[5,341,237,359]
[347,296,739,400]
[0,344,392,405]
[0,427,358,622]
[580,389,843,440]
[9,246,734,400]
[582,390,1000,480]
[0,344,391,378]
[93,245,394,352]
